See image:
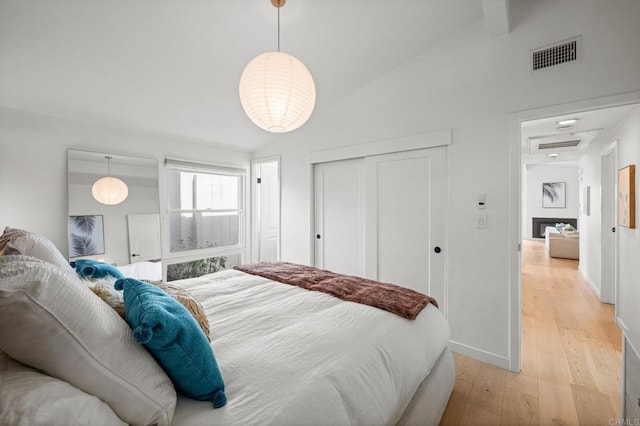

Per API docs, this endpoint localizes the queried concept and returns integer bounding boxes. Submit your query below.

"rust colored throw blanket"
[234,262,437,320]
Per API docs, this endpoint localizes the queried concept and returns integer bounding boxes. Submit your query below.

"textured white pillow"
[0,350,127,426]
[0,255,177,426]
[3,227,74,274]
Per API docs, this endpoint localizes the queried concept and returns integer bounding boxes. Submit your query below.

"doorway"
[127,213,161,263]
[509,91,640,372]
[252,158,281,262]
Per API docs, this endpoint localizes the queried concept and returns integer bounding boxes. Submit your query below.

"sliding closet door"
[314,159,365,276]
[365,147,447,311]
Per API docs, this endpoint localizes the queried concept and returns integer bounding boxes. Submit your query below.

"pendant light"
[239,0,316,133]
[92,156,129,205]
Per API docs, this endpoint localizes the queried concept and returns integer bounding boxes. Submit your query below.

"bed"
[0,227,454,426]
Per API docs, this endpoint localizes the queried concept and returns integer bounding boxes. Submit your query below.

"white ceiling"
[0,0,486,151]
[521,104,636,165]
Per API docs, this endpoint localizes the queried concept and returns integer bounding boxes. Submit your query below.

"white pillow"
[0,255,177,426]
[118,261,163,282]
[0,350,127,426]
[2,227,74,274]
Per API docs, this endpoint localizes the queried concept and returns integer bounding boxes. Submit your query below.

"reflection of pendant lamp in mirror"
[239,0,316,133]
[92,156,128,205]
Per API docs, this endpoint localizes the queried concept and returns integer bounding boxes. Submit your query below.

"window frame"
[164,158,248,264]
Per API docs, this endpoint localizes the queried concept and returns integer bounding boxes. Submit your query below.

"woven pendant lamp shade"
[92,176,128,205]
[239,51,316,133]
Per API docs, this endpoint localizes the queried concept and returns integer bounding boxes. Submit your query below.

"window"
[166,159,246,255]
[166,254,242,282]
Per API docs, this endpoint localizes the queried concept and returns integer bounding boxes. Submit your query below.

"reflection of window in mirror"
[67,150,161,268]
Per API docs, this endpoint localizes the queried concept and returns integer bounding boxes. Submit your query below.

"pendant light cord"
[277,2,280,52]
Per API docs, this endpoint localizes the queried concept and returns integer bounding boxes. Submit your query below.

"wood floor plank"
[454,353,482,383]
[536,349,572,385]
[439,379,472,426]
[504,369,539,398]
[570,383,617,426]
[466,364,509,415]
[538,380,580,426]
[440,240,622,425]
[459,403,502,426]
[500,388,539,426]
[560,326,599,388]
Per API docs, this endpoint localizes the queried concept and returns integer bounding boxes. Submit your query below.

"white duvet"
[171,269,450,426]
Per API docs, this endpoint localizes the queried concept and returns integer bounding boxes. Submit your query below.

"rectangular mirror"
[67,150,161,269]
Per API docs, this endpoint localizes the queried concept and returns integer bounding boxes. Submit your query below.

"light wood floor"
[440,240,622,425]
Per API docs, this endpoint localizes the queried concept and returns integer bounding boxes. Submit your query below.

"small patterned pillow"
[0,227,28,256]
[87,278,211,342]
[0,227,74,274]
[90,281,126,318]
[154,282,211,341]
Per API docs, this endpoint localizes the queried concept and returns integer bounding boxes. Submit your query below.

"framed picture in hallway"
[618,165,635,228]
[542,182,566,208]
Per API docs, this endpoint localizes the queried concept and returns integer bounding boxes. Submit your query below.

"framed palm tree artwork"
[69,215,105,257]
[542,182,566,208]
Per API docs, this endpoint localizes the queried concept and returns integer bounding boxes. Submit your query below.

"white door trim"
[600,143,618,304]
[509,90,640,373]
[309,129,451,164]
[251,156,281,263]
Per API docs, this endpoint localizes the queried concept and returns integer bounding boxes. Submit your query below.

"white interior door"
[127,213,161,264]
[364,147,447,310]
[257,161,280,262]
[314,158,365,276]
[601,148,617,304]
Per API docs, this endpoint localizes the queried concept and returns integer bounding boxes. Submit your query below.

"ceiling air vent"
[531,36,581,71]
[538,140,581,150]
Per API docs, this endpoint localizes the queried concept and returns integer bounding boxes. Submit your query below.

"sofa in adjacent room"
[544,226,579,260]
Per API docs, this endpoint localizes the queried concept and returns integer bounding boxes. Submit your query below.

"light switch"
[478,194,486,209]
[476,214,488,229]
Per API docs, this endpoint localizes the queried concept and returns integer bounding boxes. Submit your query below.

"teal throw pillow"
[75,259,124,280]
[114,278,226,408]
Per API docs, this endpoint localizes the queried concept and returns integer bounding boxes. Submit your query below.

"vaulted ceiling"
[0,1,509,151]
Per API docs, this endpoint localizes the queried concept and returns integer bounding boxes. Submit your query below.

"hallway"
[440,239,622,425]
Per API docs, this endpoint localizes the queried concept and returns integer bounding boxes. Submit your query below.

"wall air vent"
[531,36,581,71]
[538,140,581,150]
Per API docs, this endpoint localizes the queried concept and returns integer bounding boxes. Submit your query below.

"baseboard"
[448,340,510,370]
[579,266,601,299]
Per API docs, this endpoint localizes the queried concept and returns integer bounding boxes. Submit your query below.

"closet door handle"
[434,247,441,254]
[316,234,321,239]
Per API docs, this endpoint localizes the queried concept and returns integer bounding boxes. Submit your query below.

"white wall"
[579,106,640,348]
[578,139,605,296]
[615,107,640,352]
[0,107,251,261]
[522,163,579,239]
[253,0,640,367]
